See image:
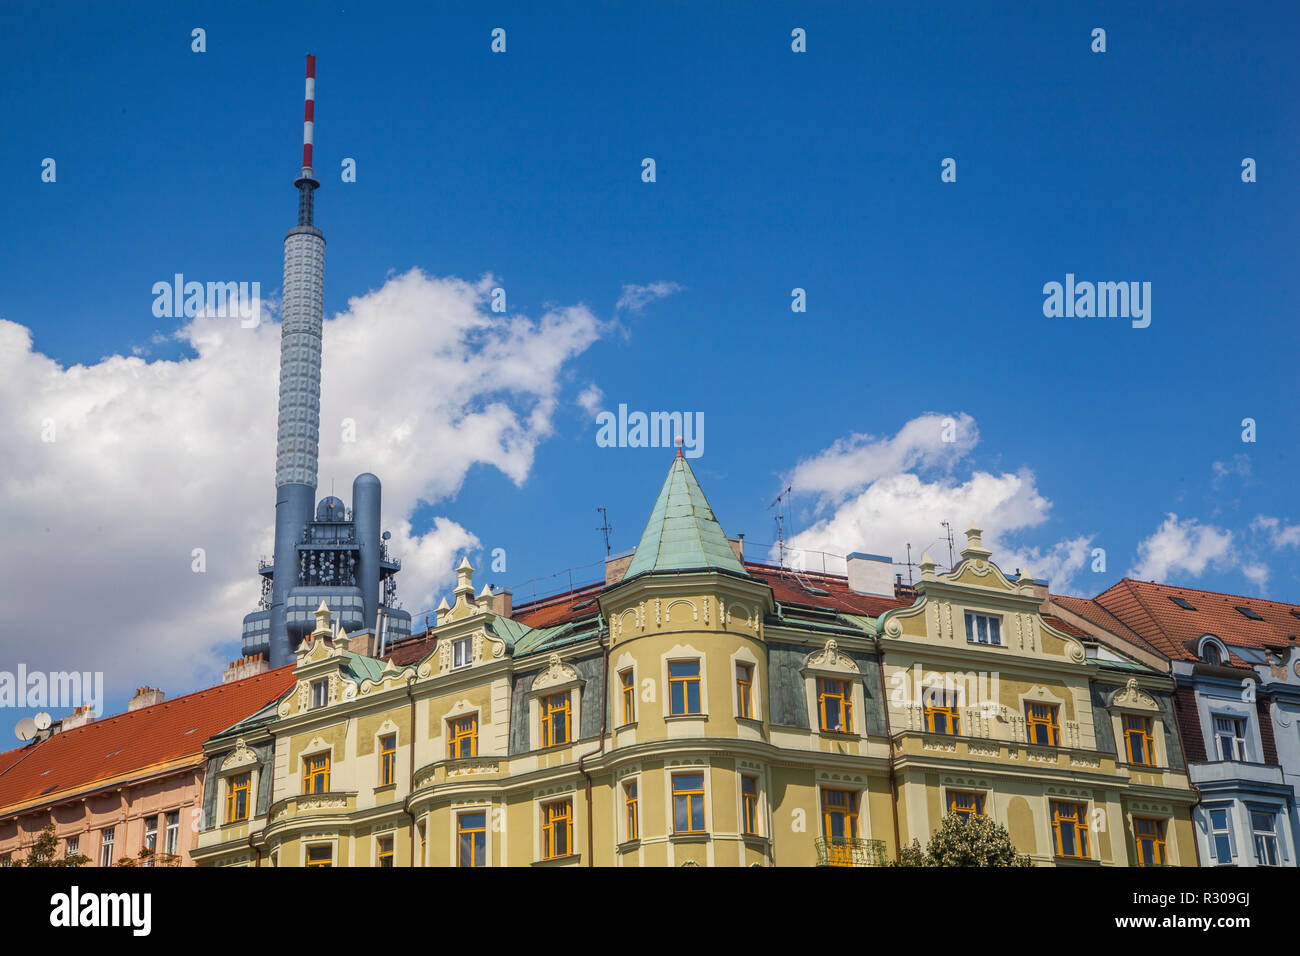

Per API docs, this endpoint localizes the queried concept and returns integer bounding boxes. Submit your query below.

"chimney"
[605,549,634,585]
[491,589,513,618]
[846,553,894,598]
[128,686,165,711]
[56,706,95,734]
[730,535,745,563]
[223,654,270,684]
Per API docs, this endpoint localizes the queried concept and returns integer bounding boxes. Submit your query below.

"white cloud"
[788,413,978,506]
[576,384,604,416]
[779,415,1091,593]
[615,281,683,313]
[0,268,601,698]
[1252,515,1300,549]
[1211,454,1252,489]
[1129,513,1235,581]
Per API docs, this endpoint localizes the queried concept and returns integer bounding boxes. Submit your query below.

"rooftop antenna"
[595,507,613,556]
[770,484,792,568]
[903,542,918,586]
[940,520,956,570]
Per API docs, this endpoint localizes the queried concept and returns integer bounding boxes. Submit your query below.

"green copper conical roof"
[624,453,747,578]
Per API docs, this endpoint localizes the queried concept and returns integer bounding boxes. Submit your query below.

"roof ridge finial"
[675,433,683,458]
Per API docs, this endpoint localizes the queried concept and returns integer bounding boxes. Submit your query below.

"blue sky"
[1,0,1298,719]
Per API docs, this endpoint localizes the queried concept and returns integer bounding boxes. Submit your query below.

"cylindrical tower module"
[269,54,325,668]
[352,473,382,634]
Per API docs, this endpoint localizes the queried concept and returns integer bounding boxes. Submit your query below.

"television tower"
[244,56,411,667]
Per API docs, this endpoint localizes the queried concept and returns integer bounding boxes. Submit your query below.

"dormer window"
[452,637,472,669]
[964,612,1002,646]
[311,679,328,709]
[1202,644,1222,665]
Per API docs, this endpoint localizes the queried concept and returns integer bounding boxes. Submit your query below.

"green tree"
[890,812,1034,867]
[15,824,89,867]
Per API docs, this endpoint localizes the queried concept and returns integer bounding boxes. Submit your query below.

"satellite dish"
[33,712,51,731]
[382,531,391,540]
[14,718,37,741]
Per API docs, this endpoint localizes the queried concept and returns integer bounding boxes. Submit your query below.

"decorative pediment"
[532,653,580,691]
[358,661,418,696]
[220,737,258,771]
[803,639,860,675]
[1109,678,1159,712]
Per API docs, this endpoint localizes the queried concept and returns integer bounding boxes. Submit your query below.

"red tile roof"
[1050,593,1167,659]
[0,665,296,816]
[746,563,914,617]
[1094,578,1300,662]
[512,582,603,629]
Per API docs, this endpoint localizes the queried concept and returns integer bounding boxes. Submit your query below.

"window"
[227,772,251,822]
[1251,811,1279,866]
[1123,714,1155,766]
[99,827,115,867]
[541,799,572,860]
[1051,801,1089,859]
[1134,817,1167,866]
[540,693,570,748]
[924,700,960,735]
[311,679,328,708]
[1214,716,1248,761]
[417,823,426,867]
[65,836,78,857]
[741,776,759,836]
[964,611,1002,646]
[165,811,179,856]
[458,811,487,866]
[1202,643,1222,665]
[452,636,472,668]
[817,678,854,733]
[736,663,754,719]
[672,773,707,834]
[669,660,702,716]
[0,853,9,867]
[620,669,635,725]
[624,781,639,842]
[1168,596,1197,611]
[379,734,397,785]
[303,752,331,794]
[1209,808,1235,864]
[821,789,859,866]
[306,844,332,867]
[1236,605,1264,621]
[1026,702,1060,746]
[448,715,478,758]
[947,791,985,820]
[143,816,158,853]
[377,835,394,867]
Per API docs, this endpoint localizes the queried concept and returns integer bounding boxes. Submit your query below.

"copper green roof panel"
[624,454,747,578]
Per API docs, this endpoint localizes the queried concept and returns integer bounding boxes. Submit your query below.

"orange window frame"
[620,670,635,725]
[624,781,639,841]
[541,799,573,860]
[741,776,759,835]
[817,678,854,733]
[924,702,961,735]
[448,714,478,758]
[226,772,250,823]
[736,663,754,719]
[1051,801,1090,859]
[1134,817,1167,866]
[1124,714,1155,766]
[303,752,330,795]
[379,734,396,785]
[1026,702,1060,746]
[947,790,985,820]
[540,693,570,747]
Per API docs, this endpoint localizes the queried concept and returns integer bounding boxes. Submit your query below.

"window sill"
[818,729,860,741]
[669,831,710,843]
[665,713,708,721]
[616,721,638,731]
[742,833,768,846]
[1053,856,1101,866]
[532,853,581,866]
[374,783,397,794]
[617,839,641,852]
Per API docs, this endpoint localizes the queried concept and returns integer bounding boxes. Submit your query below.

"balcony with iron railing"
[815,837,888,867]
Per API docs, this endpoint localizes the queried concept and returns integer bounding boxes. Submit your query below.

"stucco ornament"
[221,737,258,771]
[533,653,579,690]
[1110,678,1159,711]
[805,639,860,673]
